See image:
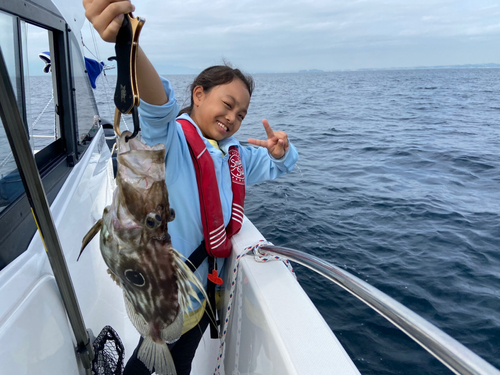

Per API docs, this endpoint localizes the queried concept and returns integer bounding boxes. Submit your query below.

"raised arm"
[83,0,168,106]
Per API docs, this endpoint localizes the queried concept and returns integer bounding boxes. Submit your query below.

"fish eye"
[145,212,161,229]
[124,269,145,286]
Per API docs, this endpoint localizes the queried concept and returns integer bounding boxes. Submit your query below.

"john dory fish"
[79,131,206,375]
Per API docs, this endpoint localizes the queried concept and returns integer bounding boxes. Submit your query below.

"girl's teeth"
[218,122,228,131]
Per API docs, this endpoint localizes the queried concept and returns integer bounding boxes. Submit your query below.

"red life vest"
[178,119,245,259]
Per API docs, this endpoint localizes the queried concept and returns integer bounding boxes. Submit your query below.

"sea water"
[241,69,500,375]
[42,69,500,374]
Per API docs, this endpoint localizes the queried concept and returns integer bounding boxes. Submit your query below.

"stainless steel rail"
[258,245,500,375]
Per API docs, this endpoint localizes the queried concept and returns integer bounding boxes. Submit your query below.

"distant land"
[357,63,500,71]
[294,63,500,74]
[99,63,500,76]
[299,69,325,73]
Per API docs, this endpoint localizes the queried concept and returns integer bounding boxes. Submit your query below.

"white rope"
[120,112,130,131]
[100,72,116,125]
[81,25,118,128]
[231,254,244,375]
[1,91,54,170]
[29,91,54,135]
[89,22,101,61]
[0,153,14,170]
[82,39,100,61]
[81,24,132,133]
[214,240,296,375]
[81,24,101,61]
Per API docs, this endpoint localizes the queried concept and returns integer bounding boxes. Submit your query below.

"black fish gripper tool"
[112,13,145,142]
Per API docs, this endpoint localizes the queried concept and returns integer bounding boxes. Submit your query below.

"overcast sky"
[80,0,500,74]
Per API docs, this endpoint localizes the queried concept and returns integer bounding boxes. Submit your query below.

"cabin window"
[0,11,19,104]
[22,21,60,153]
[0,20,61,213]
[0,121,25,216]
[0,7,73,270]
[0,11,25,214]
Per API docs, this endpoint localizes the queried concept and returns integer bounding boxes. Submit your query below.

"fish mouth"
[118,131,147,152]
[151,233,171,242]
[118,131,165,154]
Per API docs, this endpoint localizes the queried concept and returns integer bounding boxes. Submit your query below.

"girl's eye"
[223,101,231,109]
[239,114,245,120]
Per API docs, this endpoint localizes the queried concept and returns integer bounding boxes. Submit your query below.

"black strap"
[186,241,208,272]
[207,257,218,339]
[185,241,219,339]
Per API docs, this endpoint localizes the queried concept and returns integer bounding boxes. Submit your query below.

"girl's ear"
[193,85,204,107]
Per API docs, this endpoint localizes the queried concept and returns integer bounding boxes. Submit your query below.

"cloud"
[81,0,500,72]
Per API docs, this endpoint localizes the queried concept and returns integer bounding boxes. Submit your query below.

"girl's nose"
[226,112,235,124]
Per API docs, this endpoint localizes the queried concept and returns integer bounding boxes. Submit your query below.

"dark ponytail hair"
[179,64,254,116]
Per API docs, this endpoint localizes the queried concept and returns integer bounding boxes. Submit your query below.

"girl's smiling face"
[190,78,251,141]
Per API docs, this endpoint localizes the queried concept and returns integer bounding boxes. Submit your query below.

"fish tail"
[138,336,177,375]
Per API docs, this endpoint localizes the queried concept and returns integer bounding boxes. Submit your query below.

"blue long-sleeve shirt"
[139,77,298,309]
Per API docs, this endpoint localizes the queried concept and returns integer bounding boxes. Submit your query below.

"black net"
[92,325,125,375]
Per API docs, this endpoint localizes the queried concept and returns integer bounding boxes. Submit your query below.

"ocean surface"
[241,69,500,375]
[31,69,500,374]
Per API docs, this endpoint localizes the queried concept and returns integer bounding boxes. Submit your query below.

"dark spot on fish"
[124,269,146,286]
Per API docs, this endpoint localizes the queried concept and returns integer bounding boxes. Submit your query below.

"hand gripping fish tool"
[111,13,145,142]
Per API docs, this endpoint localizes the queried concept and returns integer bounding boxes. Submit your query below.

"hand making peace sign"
[248,119,289,159]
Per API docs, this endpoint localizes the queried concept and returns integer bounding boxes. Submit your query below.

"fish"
[79,131,206,375]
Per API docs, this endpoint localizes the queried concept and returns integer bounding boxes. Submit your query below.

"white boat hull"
[0,127,358,374]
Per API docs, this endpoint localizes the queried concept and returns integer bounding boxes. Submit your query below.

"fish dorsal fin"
[77,219,103,261]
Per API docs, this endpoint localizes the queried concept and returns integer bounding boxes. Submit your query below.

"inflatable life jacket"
[178,118,245,337]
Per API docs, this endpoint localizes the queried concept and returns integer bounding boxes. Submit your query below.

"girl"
[83,1,299,374]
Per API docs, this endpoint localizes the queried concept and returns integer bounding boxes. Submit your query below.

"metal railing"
[258,245,500,375]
